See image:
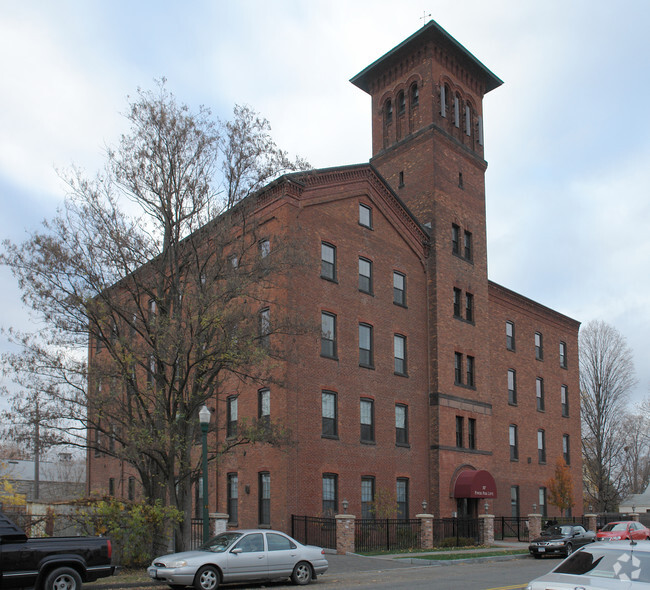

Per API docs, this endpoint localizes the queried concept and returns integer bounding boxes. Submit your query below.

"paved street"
[103,551,559,590]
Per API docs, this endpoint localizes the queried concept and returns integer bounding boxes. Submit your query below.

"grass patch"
[399,549,528,561]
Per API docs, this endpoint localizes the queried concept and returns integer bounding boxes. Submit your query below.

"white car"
[527,540,650,589]
[147,529,328,589]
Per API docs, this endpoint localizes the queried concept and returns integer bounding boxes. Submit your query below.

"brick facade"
[88,20,582,531]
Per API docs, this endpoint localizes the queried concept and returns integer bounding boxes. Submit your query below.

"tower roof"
[350,19,503,94]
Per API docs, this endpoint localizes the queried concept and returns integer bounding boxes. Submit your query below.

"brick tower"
[352,20,504,516]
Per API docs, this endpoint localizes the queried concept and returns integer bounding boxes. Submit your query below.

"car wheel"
[565,543,573,556]
[44,567,82,590]
[193,566,220,590]
[291,561,313,585]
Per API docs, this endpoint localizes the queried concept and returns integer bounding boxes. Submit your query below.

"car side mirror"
[231,547,242,554]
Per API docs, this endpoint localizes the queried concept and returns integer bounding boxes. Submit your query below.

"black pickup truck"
[0,513,114,590]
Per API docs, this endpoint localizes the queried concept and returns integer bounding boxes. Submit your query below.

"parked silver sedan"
[526,540,650,589]
[147,529,328,589]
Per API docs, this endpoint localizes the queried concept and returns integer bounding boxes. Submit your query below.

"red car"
[596,520,650,541]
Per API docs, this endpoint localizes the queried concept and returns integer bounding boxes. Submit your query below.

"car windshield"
[543,525,572,536]
[602,523,628,532]
[555,546,650,583]
[199,532,243,553]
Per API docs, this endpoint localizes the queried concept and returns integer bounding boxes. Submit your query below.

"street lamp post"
[199,405,211,544]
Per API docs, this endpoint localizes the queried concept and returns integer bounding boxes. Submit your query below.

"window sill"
[320,276,338,284]
[321,354,339,361]
[360,439,376,445]
[508,401,517,407]
[321,434,339,440]
[393,301,408,309]
[396,442,410,449]
[394,371,409,378]
[359,363,375,370]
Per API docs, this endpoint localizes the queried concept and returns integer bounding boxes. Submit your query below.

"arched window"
[441,84,450,118]
[397,91,405,115]
[465,103,472,136]
[385,99,393,124]
[410,83,419,108]
[454,93,461,128]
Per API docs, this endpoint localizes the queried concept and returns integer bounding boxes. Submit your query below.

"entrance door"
[456,498,478,518]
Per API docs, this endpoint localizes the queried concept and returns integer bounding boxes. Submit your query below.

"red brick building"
[88,20,581,527]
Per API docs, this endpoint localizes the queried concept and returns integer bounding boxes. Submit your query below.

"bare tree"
[619,401,650,498]
[580,320,637,512]
[1,80,310,548]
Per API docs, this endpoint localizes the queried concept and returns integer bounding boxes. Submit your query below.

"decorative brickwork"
[478,514,494,546]
[335,515,356,555]
[528,513,542,542]
[417,513,434,549]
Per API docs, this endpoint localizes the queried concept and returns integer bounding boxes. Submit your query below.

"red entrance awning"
[453,469,497,499]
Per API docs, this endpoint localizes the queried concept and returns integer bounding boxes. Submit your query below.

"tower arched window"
[410,83,419,108]
[453,93,461,128]
[465,103,472,137]
[441,84,450,118]
[397,91,405,115]
[385,99,393,124]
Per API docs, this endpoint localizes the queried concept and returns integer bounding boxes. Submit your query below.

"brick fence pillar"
[335,514,355,555]
[478,514,494,546]
[630,512,640,522]
[585,513,598,532]
[417,514,433,549]
[528,513,542,542]
[210,513,229,536]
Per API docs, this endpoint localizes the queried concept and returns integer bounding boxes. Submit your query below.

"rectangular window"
[258,472,271,526]
[563,434,570,465]
[509,424,518,461]
[508,369,517,405]
[322,391,338,437]
[511,485,520,518]
[538,429,546,464]
[359,323,373,368]
[361,476,375,519]
[393,272,406,306]
[321,312,337,358]
[453,287,461,317]
[258,388,270,426]
[455,416,464,448]
[395,404,408,445]
[535,332,543,360]
[465,292,474,322]
[452,224,460,255]
[147,355,156,387]
[396,478,409,520]
[394,334,407,375]
[506,321,515,351]
[463,230,472,261]
[108,478,115,496]
[539,487,547,517]
[468,418,476,450]
[227,473,238,524]
[561,385,569,417]
[466,355,475,387]
[360,398,375,443]
[359,203,372,228]
[359,257,373,294]
[560,341,567,368]
[128,476,135,501]
[536,377,545,411]
[227,395,238,437]
[259,238,270,258]
[322,473,338,517]
[454,352,463,384]
[321,242,336,281]
[259,308,270,349]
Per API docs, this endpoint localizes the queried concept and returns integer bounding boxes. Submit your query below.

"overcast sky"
[1,0,649,406]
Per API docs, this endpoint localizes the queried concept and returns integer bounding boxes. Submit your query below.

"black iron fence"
[355,518,421,552]
[291,515,336,550]
[432,517,479,545]
[494,517,528,541]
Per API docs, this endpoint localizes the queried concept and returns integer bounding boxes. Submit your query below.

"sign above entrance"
[453,469,497,498]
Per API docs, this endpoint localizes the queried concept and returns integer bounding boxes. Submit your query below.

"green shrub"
[74,497,182,567]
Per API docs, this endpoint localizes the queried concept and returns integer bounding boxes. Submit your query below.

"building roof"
[350,19,503,94]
